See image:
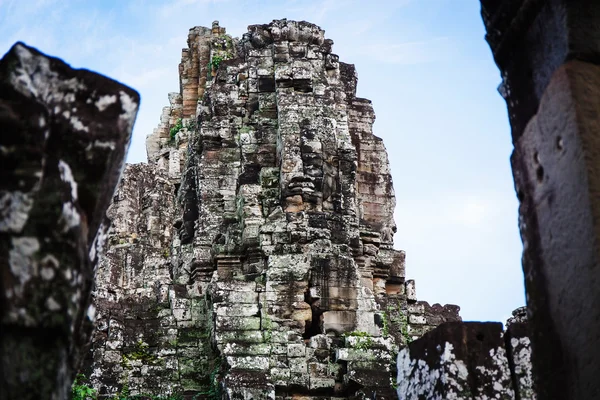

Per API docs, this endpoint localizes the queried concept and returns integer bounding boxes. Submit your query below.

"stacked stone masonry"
[89,20,461,399]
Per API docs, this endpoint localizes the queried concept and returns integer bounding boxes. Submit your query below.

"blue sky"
[0,0,525,323]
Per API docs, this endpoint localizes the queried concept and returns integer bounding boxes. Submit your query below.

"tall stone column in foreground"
[481,1,600,398]
[0,43,139,399]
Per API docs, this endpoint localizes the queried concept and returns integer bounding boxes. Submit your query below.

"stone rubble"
[89,20,461,399]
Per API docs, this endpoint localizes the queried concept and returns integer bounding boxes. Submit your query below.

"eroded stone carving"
[89,20,460,399]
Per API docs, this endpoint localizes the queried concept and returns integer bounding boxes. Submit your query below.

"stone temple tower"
[88,20,460,399]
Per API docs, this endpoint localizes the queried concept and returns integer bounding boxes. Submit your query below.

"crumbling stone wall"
[90,20,460,399]
[88,164,219,396]
[396,309,534,400]
[0,43,139,400]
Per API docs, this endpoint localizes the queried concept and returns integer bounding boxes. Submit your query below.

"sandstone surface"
[89,20,460,399]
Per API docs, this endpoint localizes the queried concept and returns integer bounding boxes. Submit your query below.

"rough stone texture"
[511,60,600,400]
[0,43,139,399]
[480,0,600,142]
[90,20,460,399]
[505,317,535,400]
[482,2,600,399]
[397,317,534,400]
[505,306,527,328]
[86,164,220,397]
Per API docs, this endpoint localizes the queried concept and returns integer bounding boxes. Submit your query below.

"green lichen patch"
[178,327,210,346]
[121,340,161,369]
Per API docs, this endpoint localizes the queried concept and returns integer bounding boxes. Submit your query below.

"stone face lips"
[0,43,139,400]
[91,20,460,398]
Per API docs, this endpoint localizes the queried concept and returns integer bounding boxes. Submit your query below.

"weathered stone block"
[215,304,260,317]
[222,342,271,356]
[0,42,139,400]
[287,343,306,358]
[216,315,261,331]
[227,356,270,370]
[216,330,264,344]
[323,310,356,334]
[408,315,426,325]
[506,322,535,399]
[397,322,514,400]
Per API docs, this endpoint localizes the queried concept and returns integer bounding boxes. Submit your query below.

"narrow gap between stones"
[303,286,324,339]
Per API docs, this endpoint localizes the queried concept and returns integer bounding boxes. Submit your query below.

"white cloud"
[285,0,412,32]
[392,188,522,307]
[116,67,171,89]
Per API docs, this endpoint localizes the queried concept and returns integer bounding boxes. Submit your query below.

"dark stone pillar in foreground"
[481,1,600,398]
[0,43,139,399]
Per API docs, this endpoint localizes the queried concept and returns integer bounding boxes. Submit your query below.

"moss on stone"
[122,340,160,368]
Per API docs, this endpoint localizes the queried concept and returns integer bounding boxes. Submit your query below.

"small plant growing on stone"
[113,383,130,400]
[121,340,159,369]
[381,311,390,337]
[344,331,374,350]
[386,303,413,345]
[130,340,157,362]
[219,34,234,51]
[239,125,252,134]
[197,358,223,400]
[72,374,98,400]
[185,119,196,132]
[169,118,183,142]
[400,314,412,345]
[210,55,225,71]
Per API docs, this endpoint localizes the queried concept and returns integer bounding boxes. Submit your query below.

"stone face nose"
[0,42,139,400]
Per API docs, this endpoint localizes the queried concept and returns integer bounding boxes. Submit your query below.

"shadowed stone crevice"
[302,285,324,340]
